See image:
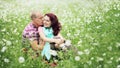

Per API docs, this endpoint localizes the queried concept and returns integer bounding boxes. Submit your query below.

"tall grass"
[0,0,120,68]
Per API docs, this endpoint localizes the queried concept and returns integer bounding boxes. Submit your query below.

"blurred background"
[0,0,120,68]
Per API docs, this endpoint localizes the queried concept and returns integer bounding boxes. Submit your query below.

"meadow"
[0,0,120,68]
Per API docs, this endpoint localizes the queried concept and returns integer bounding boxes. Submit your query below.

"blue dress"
[41,27,54,60]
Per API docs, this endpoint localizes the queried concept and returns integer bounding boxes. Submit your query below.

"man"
[22,11,62,51]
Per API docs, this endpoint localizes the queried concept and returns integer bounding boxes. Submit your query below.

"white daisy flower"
[97,57,104,62]
[13,21,17,24]
[18,56,25,63]
[87,61,92,65]
[107,46,112,51]
[13,28,17,33]
[110,57,113,60]
[67,33,71,37]
[4,58,9,63]
[75,56,80,61]
[117,65,120,68]
[1,28,6,32]
[102,53,106,56]
[84,49,90,55]
[6,40,11,46]
[96,25,101,29]
[116,57,120,62]
[116,42,120,48]
[91,57,94,60]
[2,39,7,42]
[65,40,71,46]
[77,51,83,55]
[1,46,7,52]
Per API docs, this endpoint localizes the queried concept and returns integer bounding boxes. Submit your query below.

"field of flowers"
[0,0,120,68]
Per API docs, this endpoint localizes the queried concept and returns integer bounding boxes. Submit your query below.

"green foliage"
[0,0,120,68]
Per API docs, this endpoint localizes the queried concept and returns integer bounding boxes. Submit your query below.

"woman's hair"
[45,13,61,36]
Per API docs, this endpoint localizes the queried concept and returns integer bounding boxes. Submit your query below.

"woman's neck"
[45,27,51,29]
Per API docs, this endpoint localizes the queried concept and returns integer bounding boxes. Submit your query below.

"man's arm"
[30,40,39,50]
[30,40,44,50]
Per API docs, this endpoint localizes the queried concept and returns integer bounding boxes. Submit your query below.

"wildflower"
[87,61,92,65]
[75,56,80,61]
[1,28,6,32]
[117,65,120,68]
[18,56,25,63]
[91,57,94,60]
[92,42,99,46]
[13,21,17,24]
[67,33,71,37]
[102,53,106,56]
[107,46,112,51]
[114,13,119,17]
[84,49,90,55]
[97,57,104,62]
[96,25,101,29]
[6,40,11,46]
[2,39,7,42]
[65,40,71,46]
[116,57,120,62]
[4,58,9,63]
[110,57,113,60]
[13,28,17,33]
[116,42,120,48]
[1,46,7,52]
[77,51,83,55]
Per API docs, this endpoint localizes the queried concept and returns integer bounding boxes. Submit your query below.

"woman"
[38,13,65,61]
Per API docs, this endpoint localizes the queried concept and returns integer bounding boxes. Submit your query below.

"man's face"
[33,14,43,26]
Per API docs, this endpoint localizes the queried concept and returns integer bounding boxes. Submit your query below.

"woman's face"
[43,15,51,27]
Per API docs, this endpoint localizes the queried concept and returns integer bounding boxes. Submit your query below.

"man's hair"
[30,11,37,20]
[30,11,42,20]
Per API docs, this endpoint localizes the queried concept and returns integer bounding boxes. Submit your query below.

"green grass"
[0,0,120,68]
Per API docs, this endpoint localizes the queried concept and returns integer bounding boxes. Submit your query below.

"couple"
[22,11,66,61]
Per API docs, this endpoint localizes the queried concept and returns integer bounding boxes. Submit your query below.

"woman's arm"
[38,27,62,44]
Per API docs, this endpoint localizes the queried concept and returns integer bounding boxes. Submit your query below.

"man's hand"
[30,40,39,51]
[54,39,63,44]
[38,45,44,50]
[38,39,45,50]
